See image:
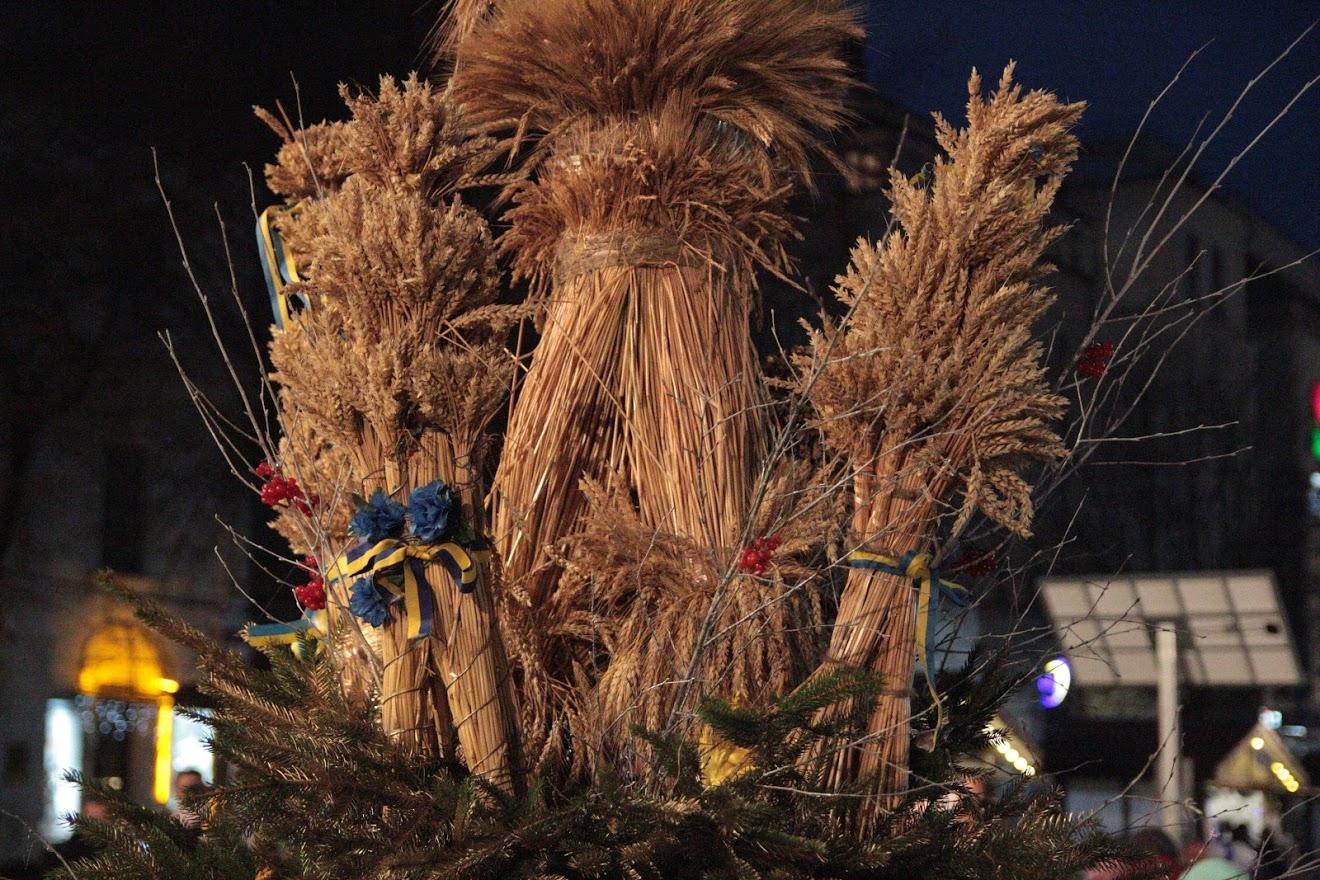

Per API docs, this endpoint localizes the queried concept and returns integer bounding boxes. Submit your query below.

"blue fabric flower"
[350,489,406,544]
[408,480,460,543]
[348,578,389,627]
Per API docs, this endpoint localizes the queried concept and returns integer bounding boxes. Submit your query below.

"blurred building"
[0,4,437,866]
[0,330,259,861]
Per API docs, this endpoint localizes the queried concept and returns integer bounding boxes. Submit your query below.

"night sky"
[866,0,1320,251]
[1,2,1316,571]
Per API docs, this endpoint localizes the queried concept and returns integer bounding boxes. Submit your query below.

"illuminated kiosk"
[42,621,214,840]
[1039,571,1301,837]
[1205,720,1309,841]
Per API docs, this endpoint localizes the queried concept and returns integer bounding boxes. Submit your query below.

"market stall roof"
[1038,571,1300,688]
[1214,722,1309,794]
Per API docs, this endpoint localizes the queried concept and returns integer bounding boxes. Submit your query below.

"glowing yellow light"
[77,623,173,699]
[1023,766,1036,777]
[153,696,174,804]
[1271,762,1285,774]
[1286,780,1300,793]
[1013,756,1029,772]
[1005,748,1020,763]
[1251,736,1265,751]
[995,740,1010,754]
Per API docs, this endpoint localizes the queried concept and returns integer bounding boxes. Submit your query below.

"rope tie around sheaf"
[846,550,970,738]
[554,231,700,282]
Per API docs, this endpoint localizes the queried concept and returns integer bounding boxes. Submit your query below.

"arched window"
[75,623,178,805]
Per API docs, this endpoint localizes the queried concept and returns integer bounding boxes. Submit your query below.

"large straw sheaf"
[797,65,1082,820]
[263,75,522,787]
[506,460,835,775]
[451,0,858,764]
[451,0,859,181]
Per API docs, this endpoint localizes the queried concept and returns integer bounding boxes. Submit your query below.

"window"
[41,699,82,842]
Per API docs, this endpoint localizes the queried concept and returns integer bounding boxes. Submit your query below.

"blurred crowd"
[1088,823,1302,880]
[1,770,205,879]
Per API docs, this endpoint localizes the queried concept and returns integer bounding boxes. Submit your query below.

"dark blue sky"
[865,1,1320,250]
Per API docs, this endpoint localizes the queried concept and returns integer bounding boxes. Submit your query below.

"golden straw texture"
[452,0,858,767]
[797,65,1083,819]
[263,75,522,785]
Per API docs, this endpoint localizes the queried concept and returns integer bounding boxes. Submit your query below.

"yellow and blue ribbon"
[847,549,969,734]
[325,538,490,640]
[246,608,326,658]
[256,205,309,329]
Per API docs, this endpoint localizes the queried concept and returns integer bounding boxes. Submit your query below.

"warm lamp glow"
[154,697,174,804]
[78,623,179,804]
[1251,736,1265,751]
[78,623,169,699]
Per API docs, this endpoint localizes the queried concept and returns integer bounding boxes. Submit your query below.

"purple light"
[1037,657,1071,708]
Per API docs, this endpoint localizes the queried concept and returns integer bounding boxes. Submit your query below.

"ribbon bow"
[847,549,970,735]
[325,538,490,640]
[256,206,310,329]
[246,609,327,658]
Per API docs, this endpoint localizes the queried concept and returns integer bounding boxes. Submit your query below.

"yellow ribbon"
[245,609,326,657]
[256,205,307,329]
[847,550,969,737]
[325,539,490,640]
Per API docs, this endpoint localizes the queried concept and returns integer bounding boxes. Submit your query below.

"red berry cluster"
[256,461,319,516]
[737,535,782,575]
[950,547,996,578]
[292,555,326,610]
[1075,341,1114,379]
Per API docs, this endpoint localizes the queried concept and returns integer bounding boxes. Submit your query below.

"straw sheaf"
[430,0,498,61]
[522,480,823,775]
[255,113,353,203]
[499,108,795,288]
[800,65,1082,538]
[451,0,860,183]
[258,74,496,205]
[270,179,513,450]
[334,75,497,198]
[262,74,523,772]
[268,398,355,555]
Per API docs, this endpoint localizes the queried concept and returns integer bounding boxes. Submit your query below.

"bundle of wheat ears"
[252,0,1080,825]
[261,75,521,786]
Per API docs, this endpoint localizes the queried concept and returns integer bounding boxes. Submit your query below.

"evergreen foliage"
[57,576,1137,880]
